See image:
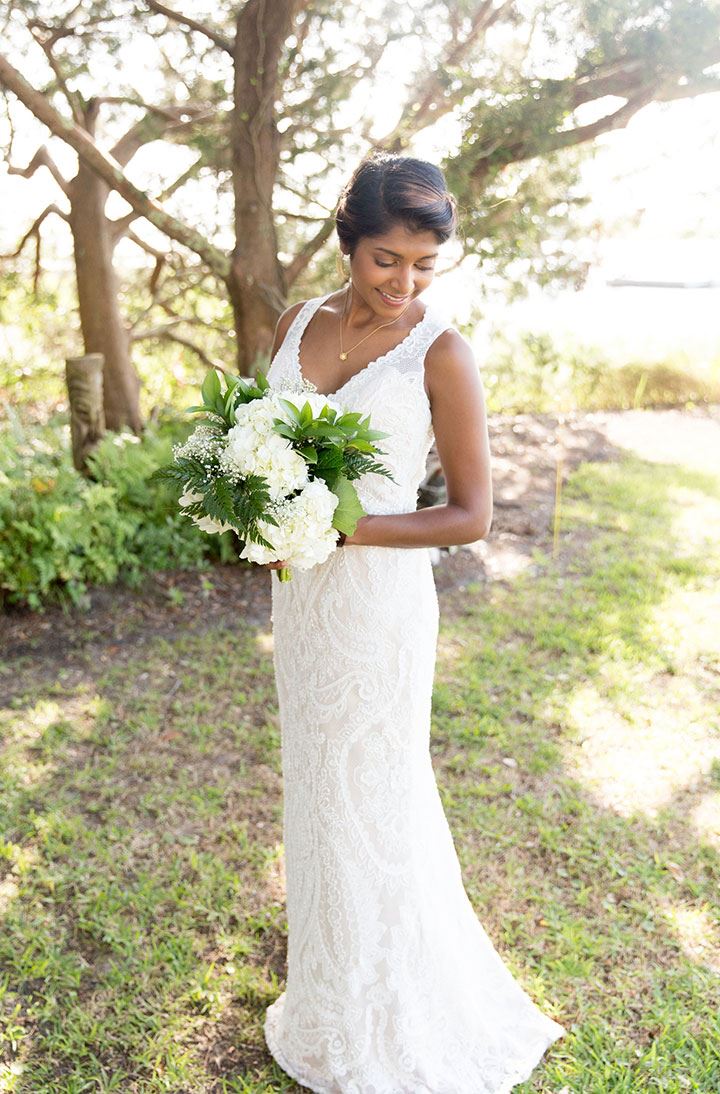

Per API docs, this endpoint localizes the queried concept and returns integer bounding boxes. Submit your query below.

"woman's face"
[343,223,440,318]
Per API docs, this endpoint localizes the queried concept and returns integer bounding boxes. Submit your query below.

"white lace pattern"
[264,292,567,1092]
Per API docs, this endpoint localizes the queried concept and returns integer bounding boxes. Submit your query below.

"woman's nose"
[391,268,414,294]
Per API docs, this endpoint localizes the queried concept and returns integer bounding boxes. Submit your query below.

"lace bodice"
[266,291,451,516]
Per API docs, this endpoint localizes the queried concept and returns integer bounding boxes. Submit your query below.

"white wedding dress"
[264,291,566,1092]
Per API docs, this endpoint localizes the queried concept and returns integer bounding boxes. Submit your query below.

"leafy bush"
[0,413,237,612]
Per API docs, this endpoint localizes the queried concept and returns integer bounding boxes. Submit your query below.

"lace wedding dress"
[263,291,566,1092]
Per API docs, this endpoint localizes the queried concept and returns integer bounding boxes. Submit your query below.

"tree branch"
[28,22,85,124]
[283,216,336,287]
[0,202,68,260]
[655,74,720,103]
[109,155,204,241]
[0,51,230,279]
[129,323,222,370]
[8,144,71,195]
[374,0,515,148]
[108,103,214,166]
[469,85,658,185]
[0,202,68,294]
[282,1,517,278]
[539,87,659,153]
[143,0,234,54]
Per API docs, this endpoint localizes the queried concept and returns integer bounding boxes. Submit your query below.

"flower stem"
[278,566,292,582]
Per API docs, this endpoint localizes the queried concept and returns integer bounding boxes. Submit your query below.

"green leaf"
[299,400,313,428]
[278,398,302,424]
[273,422,299,441]
[298,444,318,461]
[331,473,366,536]
[336,411,364,427]
[201,369,221,406]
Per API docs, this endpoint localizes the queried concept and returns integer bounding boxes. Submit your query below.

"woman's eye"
[375,260,434,272]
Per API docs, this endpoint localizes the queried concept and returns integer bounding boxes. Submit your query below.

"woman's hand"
[343,515,372,546]
[261,560,290,571]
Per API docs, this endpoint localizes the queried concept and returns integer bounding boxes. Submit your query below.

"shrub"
[0,414,236,611]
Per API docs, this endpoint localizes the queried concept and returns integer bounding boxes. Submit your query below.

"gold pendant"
[339,352,348,361]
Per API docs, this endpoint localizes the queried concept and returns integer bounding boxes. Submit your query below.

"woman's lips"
[376,288,410,308]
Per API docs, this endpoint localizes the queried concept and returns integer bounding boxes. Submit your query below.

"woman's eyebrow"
[375,246,439,260]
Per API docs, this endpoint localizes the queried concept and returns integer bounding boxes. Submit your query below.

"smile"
[377,289,411,307]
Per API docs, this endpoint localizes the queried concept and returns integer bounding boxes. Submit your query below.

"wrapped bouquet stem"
[151,367,395,581]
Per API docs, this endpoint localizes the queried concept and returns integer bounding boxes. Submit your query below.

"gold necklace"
[338,283,414,361]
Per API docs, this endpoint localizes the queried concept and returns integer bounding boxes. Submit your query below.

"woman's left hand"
[343,514,372,547]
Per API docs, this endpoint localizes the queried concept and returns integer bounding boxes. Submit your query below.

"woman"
[261,152,566,1092]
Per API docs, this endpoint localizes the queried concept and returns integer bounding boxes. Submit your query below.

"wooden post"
[65,353,106,473]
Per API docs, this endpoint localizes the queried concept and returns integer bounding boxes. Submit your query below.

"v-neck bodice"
[295,293,435,399]
[267,289,453,517]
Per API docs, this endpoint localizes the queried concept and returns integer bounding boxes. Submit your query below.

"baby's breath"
[172,425,225,467]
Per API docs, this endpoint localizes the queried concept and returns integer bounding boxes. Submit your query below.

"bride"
[260,151,566,1093]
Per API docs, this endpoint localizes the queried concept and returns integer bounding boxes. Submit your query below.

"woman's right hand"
[260,560,290,571]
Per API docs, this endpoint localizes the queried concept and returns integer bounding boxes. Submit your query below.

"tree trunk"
[67,103,142,433]
[228,0,299,372]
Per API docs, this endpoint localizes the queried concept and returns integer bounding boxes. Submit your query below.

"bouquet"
[151,367,394,581]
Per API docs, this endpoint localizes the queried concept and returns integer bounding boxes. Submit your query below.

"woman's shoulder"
[424,322,475,371]
[422,319,479,404]
[275,299,308,339]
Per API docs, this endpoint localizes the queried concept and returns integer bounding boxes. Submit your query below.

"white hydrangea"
[221,396,309,501]
[239,478,340,570]
[178,484,233,535]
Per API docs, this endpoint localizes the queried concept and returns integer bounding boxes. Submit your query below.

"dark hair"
[335,152,458,255]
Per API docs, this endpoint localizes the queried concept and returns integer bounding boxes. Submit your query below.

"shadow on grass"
[0,451,718,1091]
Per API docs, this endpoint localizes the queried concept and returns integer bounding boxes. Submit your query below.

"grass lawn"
[1,448,719,1092]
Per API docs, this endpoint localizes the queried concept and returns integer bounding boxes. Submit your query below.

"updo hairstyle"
[335,152,458,256]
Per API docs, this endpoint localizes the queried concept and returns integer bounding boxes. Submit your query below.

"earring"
[335,249,349,282]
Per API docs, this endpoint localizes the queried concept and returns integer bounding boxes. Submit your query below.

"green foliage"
[481,329,720,414]
[331,472,366,535]
[0,415,232,612]
[272,398,395,491]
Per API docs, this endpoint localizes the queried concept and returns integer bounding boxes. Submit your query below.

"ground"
[0,403,719,1092]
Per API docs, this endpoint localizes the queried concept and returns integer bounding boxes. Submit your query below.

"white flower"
[173,425,224,466]
[221,394,313,501]
[178,482,233,536]
[239,478,340,570]
[194,514,234,535]
[178,484,203,509]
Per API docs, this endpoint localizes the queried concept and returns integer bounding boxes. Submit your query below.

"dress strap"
[417,306,455,357]
[283,292,330,355]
